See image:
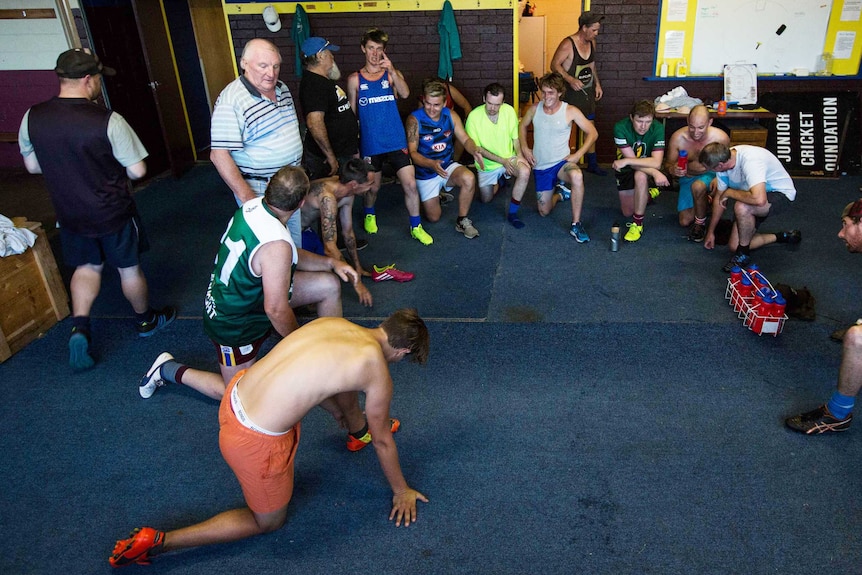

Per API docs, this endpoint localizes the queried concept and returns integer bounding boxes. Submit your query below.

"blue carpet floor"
[2,163,861,573]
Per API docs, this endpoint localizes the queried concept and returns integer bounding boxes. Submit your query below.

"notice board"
[655,0,862,77]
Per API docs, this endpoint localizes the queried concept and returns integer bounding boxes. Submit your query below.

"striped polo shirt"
[210,76,303,179]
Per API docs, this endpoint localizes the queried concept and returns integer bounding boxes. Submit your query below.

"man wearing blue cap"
[299,37,359,180]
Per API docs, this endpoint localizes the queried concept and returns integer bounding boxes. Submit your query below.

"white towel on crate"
[0,214,38,256]
[655,86,703,110]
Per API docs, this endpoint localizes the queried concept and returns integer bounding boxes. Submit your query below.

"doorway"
[79,0,198,178]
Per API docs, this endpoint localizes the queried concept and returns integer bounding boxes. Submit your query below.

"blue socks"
[827,391,855,420]
[409,215,421,228]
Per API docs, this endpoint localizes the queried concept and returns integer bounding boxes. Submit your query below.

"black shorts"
[303,151,358,181]
[363,149,412,174]
[615,169,663,192]
[755,192,793,229]
[60,215,149,268]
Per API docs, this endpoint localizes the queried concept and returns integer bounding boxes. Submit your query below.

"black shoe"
[785,405,852,434]
[586,164,607,176]
[687,222,706,242]
[338,238,368,251]
[777,230,802,245]
[137,306,176,338]
[722,253,754,273]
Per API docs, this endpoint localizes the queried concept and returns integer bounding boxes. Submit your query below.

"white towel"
[0,214,38,256]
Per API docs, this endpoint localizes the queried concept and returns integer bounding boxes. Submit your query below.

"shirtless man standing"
[110,309,430,568]
[662,104,729,241]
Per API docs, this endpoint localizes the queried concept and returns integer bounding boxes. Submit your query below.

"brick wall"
[588,0,861,164]
[227,10,514,120]
[0,71,58,169]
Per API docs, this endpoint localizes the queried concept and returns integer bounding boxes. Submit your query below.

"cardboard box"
[0,221,69,362]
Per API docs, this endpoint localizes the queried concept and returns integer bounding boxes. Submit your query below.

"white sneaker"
[455,217,479,239]
[139,352,174,399]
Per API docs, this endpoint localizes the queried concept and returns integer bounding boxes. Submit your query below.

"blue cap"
[301,37,340,56]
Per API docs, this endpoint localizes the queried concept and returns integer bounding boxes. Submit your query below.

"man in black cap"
[785,199,862,434]
[298,36,359,180]
[18,48,175,370]
[550,11,606,175]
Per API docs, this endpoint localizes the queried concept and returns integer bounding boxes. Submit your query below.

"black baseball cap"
[578,11,604,28]
[55,49,116,78]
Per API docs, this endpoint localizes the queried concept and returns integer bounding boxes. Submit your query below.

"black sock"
[135,308,154,324]
[775,231,791,243]
[71,316,91,337]
[350,424,368,438]
[737,244,750,256]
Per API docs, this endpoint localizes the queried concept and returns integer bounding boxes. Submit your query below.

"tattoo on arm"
[406,117,418,144]
[320,196,338,242]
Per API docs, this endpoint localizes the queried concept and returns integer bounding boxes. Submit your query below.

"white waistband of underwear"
[230,380,288,436]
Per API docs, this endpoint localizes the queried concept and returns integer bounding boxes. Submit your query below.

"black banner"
[760,91,860,177]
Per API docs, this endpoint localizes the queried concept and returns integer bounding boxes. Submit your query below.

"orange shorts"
[218,370,301,514]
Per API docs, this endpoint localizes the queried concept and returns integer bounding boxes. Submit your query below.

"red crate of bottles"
[724,266,787,336]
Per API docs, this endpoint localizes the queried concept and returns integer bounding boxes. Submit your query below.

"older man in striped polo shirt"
[211,39,304,244]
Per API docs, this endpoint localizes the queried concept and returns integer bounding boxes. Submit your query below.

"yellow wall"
[532,0,581,71]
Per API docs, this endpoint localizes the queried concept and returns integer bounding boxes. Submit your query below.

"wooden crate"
[724,121,769,147]
[0,221,69,362]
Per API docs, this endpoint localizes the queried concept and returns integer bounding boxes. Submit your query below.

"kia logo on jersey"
[431,143,447,152]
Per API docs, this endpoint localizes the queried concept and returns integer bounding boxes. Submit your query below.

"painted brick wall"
[0,71,58,169]
[588,0,861,164]
[227,10,514,120]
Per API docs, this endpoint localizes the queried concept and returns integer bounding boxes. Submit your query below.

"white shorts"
[416,162,462,202]
[477,166,510,189]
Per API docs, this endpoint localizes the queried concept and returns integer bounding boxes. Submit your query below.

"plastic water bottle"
[730,265,742,284]
[772,293,787,318]
[752,294,774,334]
[610,222,620,252]
[735,276,754,313]
[677,150,688,175]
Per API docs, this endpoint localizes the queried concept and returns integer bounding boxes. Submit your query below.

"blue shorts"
[534,160,570,193]
[677,173,714,212]
[301,227,325,255]
[60,215,148,269]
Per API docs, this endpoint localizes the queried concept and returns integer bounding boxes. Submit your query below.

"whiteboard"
[690,0,833,75]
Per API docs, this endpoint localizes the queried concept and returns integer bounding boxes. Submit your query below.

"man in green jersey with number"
[136,166,359,401]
